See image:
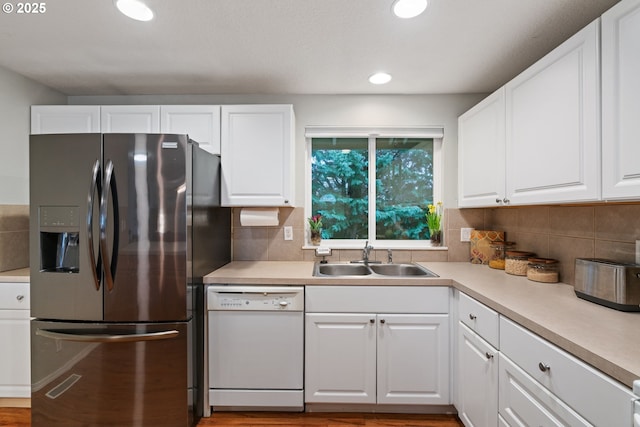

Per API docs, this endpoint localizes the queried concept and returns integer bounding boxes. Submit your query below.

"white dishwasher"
[206,285,304,413]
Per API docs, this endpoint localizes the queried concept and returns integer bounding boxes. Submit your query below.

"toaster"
[574,258,640,312]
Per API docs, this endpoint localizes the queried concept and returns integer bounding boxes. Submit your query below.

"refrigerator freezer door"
[102,134,188,322]
[31,320,190,427]
[30,134,104,321]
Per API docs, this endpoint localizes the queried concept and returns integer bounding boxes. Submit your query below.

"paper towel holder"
[239,207,280,227]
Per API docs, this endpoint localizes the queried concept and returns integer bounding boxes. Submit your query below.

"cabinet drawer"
[0,283,29,310]
[458,292,499,348]
[499,353,592,427]
[305,286,449,314]
[500,317,635,427]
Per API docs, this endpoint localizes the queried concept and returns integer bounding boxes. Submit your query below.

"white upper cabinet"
[221,104,295,206]
[31,105,100,134]
[100,105,160,133]
[160,105,221,154]
[601,0,640,200]
[505,19,600,205]
[458,88,506,207]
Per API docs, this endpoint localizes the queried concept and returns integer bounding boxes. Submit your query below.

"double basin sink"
[313,262,438,277]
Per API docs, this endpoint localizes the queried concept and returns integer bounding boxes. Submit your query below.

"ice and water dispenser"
[39,206,80,273]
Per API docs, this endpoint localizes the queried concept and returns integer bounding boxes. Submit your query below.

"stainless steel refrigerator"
[29,133,230,427]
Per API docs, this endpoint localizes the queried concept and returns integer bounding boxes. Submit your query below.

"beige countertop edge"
[0,268,30,282]
[205,261,640,389]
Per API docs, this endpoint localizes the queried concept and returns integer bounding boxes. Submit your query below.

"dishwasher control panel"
[207,286,304,311]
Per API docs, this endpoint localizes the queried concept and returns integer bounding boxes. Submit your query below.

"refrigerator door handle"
[87,159,101,291]
[99,160,120,292]
[36,328,180,343]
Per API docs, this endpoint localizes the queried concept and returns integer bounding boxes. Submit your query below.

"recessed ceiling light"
[392,0,428,19]
[115,0,154,22]
[369,72,392,85]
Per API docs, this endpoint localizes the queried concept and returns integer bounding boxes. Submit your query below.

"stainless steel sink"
[313,262,438,277]
[316,263,372,276]
[369,263,435,276]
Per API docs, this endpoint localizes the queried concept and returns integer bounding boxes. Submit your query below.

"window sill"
[302,244,448,251]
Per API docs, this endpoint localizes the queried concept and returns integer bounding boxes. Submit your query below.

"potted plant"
[426,202,443,246]
[308,214,323,245]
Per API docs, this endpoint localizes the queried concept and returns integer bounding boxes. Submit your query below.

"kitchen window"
[305,127,443,248]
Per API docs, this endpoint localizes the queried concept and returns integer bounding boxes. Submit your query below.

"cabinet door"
[221,105,294,206]
[31,105,100,134]
[499,353,592,427]
[505,20,600,205]
[0,283,30,398]
[602,0,640,199]
[160,105,221,154]
[458,88,506,207]
[457,323,498,427]
[0,311,30,398]
[101,105,160,133]
[305,313,376,404]
[377,314,449,405]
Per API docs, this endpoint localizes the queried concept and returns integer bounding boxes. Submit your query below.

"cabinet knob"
[538,362,550,372]
[469,314,477,320]
[495,198,501,204]
[16,295,24,301]
[503,198,510,204]
[370,319,375,324]
[485,352,494,360]
[380,319,385,324]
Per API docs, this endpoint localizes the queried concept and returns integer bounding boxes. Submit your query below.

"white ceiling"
[0,0,620,96]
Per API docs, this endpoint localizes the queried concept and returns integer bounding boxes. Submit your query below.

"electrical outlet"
[284,226,293,241]
[460,227,473,242]
[636,240,640,265]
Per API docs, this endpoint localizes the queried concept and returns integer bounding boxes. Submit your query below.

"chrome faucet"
[362,241,373,264]
[387,249,393,264]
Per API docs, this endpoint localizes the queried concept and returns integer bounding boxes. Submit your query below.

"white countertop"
[205,260,640,389]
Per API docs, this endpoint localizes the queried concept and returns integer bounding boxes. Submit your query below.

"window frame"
[305,126,444,249]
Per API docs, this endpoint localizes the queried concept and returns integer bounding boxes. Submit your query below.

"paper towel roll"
[240,208,280,227]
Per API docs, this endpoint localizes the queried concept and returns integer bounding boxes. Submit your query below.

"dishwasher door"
[206,286,304,411]
[209,310,303,389]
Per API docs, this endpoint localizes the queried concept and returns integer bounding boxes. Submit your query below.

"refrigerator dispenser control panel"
[207,286,304,311]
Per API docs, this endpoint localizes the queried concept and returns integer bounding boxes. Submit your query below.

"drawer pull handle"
[469,314,477,320]
[538,362,550,372]
[16,295,24,301]
[485,352,494,360]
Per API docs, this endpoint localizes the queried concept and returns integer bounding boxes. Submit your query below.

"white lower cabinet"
[457,322,498,427]
[499,353,591,427]
[500,317,636,427]
[0,283,30,398]
[304,286,450,407]
[456,292,500,427]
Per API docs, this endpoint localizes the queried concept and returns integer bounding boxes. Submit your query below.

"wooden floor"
[0,408,464,426]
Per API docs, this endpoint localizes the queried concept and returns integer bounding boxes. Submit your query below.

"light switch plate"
[284,226,293,241]
[460,228,473,242]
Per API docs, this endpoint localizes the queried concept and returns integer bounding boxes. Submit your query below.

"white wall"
[69,93,486,208]
[0,65,66,204]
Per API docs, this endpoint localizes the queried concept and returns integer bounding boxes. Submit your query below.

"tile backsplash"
[232,203,640,285]
[0,205,29,272]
